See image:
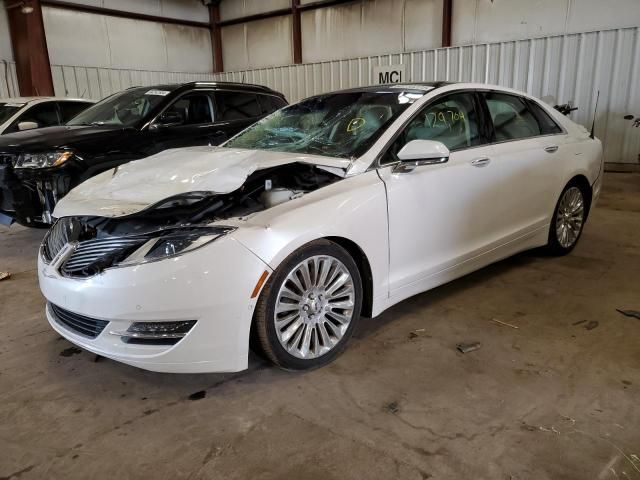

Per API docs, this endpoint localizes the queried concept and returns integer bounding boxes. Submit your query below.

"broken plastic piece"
[456,342,481,354]
[491,318,519,329]
[616,309,640,320]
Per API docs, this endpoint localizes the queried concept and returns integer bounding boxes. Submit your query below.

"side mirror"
[393,140,449,173]
[152,111,184,129]
[18,121,39,131]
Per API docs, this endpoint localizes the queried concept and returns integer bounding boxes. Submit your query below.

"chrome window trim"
[373,88,568,169]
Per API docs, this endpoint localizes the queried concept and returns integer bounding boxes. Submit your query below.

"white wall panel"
[43,8,111,68]
[0,62,19,98]
[453,0,640,45]
[222,16,293,71]
[106,16,168,70]
[220,0,290,21]
[404,0,443,52]
[43,7,213,73]
[213,27,640,166]
[302,0,442,63]
[0,0,13,62]
[52,0,209,23]
[566,0,640,33]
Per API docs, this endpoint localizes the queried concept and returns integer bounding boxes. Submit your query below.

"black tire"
[546,181,589,256]
[254,239,363,371]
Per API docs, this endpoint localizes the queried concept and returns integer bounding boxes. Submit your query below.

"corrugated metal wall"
[0,61,19,98]
[47,27,639,165]
[50,65,215,100]
[212,27,640,166]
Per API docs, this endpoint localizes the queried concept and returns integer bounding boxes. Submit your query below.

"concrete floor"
[0,172,639,480]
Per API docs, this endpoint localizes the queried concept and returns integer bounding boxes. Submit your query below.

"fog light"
[110,320,196,345]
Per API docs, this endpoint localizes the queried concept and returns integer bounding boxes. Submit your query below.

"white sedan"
[38,83,603,373]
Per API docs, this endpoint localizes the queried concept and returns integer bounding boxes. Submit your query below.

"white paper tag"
[145,90,170,96]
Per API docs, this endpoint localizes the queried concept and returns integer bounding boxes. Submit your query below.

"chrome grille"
[61,236,146,277]
[49,303,109,339]
[42,218,80,262]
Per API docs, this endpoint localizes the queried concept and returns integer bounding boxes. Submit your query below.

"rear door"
[480,91,568,236]
[149,90,222,152]
[212,90,265,140]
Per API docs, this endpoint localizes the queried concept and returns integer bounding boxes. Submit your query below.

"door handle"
[471,157,491,168]
[545,145,559,153]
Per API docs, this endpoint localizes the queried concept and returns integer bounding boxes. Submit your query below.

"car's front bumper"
[38,235,271,373]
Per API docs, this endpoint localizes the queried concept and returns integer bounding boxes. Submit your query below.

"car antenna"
[590,90,600,139]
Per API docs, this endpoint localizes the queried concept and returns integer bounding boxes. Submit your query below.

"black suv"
[0,82,287,226]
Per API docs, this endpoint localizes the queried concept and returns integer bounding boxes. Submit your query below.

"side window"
[59,102,92,123]
[483,93,541,141]
[526,99,563,135]
[382,92,483,164]
[9,102,60,132]
[258,94,286,115]
[215,92,261,121]
[164,92,214,125]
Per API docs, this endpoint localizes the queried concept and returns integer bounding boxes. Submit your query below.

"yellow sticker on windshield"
[347,117,366,132]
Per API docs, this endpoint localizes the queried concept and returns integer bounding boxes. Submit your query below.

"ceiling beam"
[216,0,358,28]
[40,0,211,29]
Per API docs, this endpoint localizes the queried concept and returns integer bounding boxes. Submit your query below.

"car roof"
[0,97,94,104]
[124,81,285,97]
[320,82,456,96]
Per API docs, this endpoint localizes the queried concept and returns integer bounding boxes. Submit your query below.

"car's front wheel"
[254,239,363,370]
[546,182,588,255]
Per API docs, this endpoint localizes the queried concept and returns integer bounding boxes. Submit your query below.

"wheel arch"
[567,174,593,218]
[324,236,374,318]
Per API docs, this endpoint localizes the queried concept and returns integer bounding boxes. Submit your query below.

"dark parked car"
[0,82,287,226]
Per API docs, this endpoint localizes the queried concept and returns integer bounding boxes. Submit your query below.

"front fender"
[230,170,390,309]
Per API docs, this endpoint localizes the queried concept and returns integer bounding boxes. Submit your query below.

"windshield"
[0,103,22,124]
[225,90,425,158]
[67,87,171,127]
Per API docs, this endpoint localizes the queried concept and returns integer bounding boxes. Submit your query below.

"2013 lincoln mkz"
[38,83,603,373]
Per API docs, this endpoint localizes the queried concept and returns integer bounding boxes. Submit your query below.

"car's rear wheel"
[546,182,588,255]
[254,239,363,370]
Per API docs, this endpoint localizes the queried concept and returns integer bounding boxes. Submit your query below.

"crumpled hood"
[53,146,351,218]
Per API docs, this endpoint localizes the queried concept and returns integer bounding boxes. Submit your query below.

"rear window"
[527,100,563,135]
[215,91,262,121]
[258,95,287,115]
[484,92,542,141]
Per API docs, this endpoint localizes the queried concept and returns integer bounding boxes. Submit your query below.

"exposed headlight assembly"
[117,226,236,267]
[14,150,74,169]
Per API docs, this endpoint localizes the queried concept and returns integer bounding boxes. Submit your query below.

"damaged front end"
[42,162,342,278]
[0,150,79,226]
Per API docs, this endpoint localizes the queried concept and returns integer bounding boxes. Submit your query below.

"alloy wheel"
[555,186,585,248]
[274,255,355,359]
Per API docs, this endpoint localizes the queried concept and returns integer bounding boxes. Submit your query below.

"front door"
[378,91,498,300]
